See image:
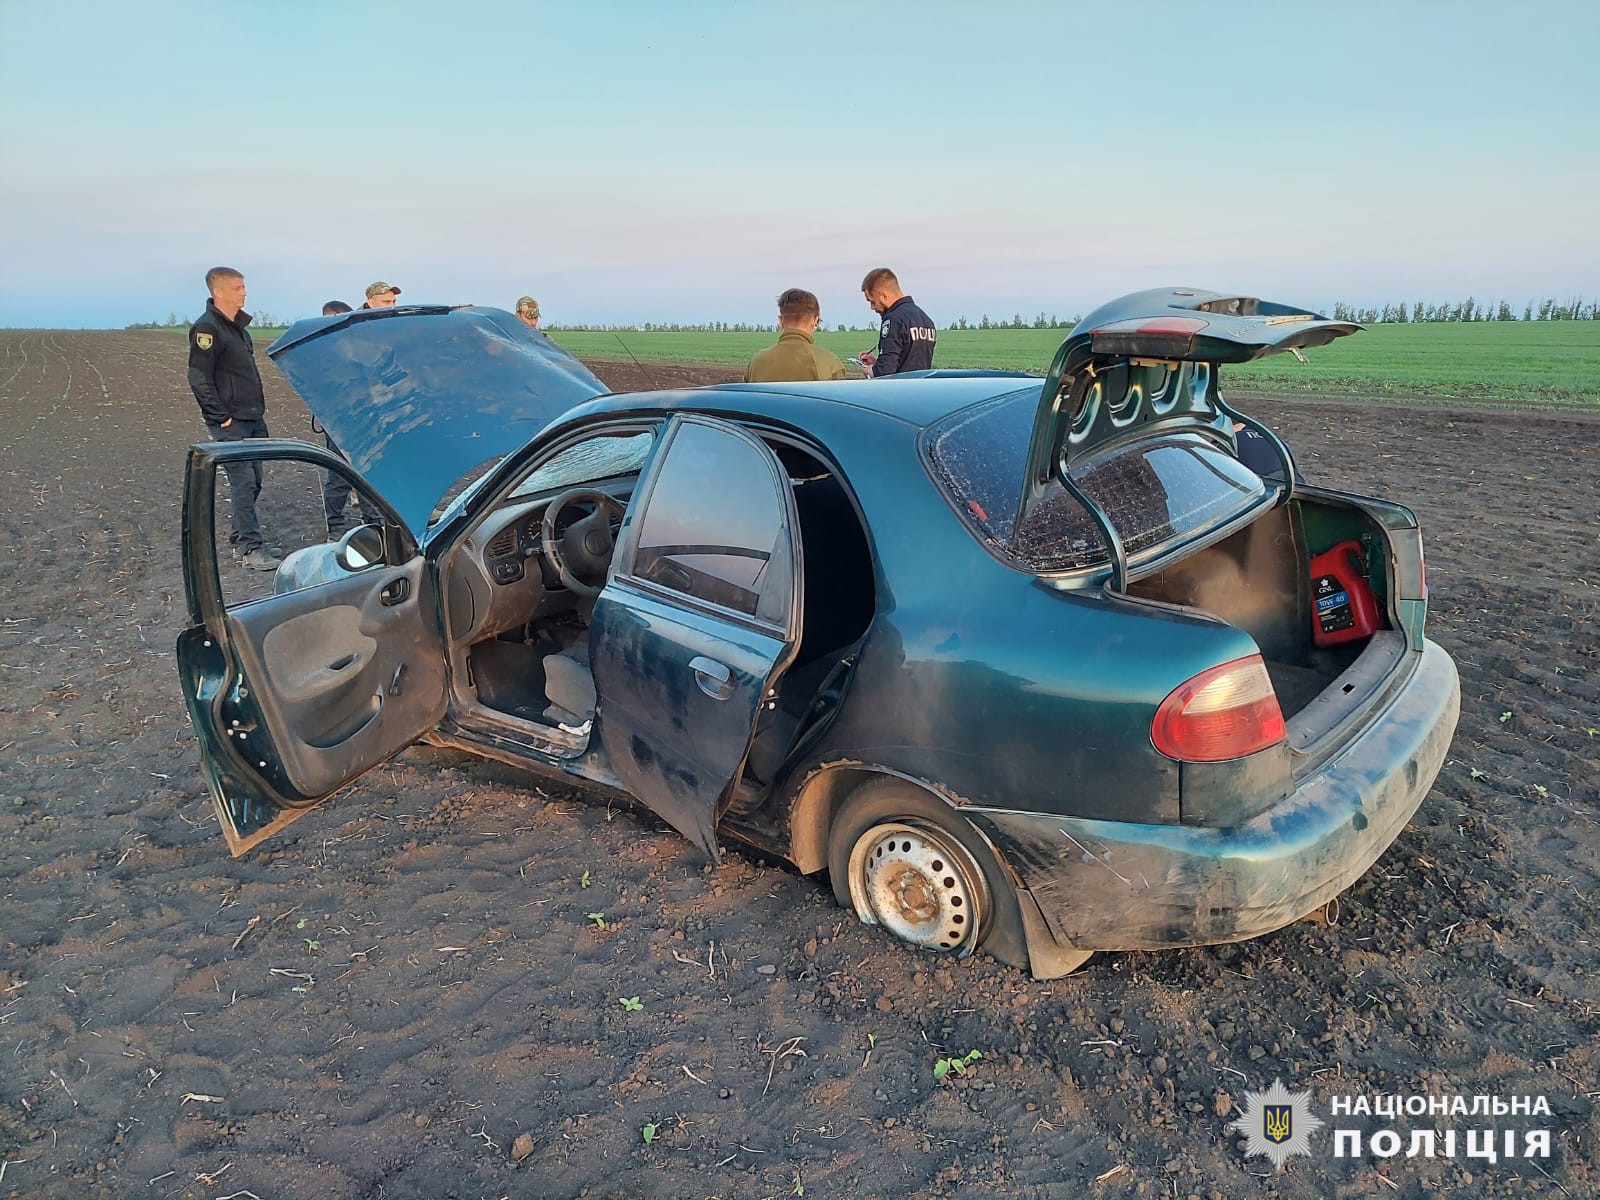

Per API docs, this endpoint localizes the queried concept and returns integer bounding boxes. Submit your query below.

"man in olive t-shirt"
[744,288,847,383]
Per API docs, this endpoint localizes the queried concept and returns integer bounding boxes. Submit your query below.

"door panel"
[177,439,447,856]
[588,416,801,861]
[590,583,788,860]
[226,557,444,795]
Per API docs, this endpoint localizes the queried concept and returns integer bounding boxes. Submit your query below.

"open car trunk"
[922,288,1434,828]
[1124,487,1421,769]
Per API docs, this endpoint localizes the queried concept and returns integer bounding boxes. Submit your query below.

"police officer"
[187,267,279,570]
[745,288,847,383]
[859,268,936,377]
[1233,420,1305,485]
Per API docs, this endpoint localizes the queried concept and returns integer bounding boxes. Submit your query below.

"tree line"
[127,312,287,330]
[1329,297,1598,323]
[550,314,1079,333]
[127,295,1599,333]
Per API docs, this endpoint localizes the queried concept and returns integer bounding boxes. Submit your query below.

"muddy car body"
[176,290,1460,978]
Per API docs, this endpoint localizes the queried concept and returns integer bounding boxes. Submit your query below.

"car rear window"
[925,389,1265,572]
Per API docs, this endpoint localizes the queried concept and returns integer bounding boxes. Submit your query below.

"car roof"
[568,372,1043,434]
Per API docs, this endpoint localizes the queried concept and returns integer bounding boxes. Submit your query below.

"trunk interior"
[1126,498,1400,724]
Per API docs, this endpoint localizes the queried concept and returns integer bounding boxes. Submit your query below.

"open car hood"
[268,306,609,534]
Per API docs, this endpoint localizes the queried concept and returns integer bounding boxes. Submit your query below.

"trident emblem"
[1263,1104,1292,1144]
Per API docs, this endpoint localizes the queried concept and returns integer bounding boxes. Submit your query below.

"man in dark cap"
[187,266,279,570]
[745,289,846,383]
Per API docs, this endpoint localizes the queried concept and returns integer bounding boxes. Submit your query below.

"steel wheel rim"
[846,820,988,954]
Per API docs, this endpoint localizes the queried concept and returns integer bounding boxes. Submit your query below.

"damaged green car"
[176,287,1459,977]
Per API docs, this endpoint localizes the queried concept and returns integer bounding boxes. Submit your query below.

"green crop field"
[550,321,1600,408]
[127,319,1600,408]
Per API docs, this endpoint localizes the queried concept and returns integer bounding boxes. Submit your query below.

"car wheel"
[828,778,1031,969]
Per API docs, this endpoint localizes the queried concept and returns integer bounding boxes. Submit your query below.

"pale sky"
[1,1,1596,328]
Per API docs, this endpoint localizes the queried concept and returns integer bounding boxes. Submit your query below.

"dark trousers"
[322,433,381,532]
[206,418,270,552]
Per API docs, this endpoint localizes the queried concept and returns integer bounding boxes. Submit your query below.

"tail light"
[1152,655,1287,762]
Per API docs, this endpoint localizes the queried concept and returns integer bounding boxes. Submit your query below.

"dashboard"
[446,479,635,644]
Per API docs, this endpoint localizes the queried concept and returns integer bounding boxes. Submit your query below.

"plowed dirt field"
[1,332,1595,1199]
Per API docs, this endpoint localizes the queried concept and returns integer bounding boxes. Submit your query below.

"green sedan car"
[176,287,1460,977]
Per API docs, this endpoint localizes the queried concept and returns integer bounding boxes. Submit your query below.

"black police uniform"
[869,295,937,376]
[187,300,269,554]
[1235,424,1305,485]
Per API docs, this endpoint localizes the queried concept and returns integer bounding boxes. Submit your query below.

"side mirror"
[336,523,386,571]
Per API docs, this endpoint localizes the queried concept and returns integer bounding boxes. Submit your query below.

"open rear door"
[1018,288,1359,587]
[588,416,802,861]
[176,440,448,854]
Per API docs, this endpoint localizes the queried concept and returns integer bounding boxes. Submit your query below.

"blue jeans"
[206,418,269,552]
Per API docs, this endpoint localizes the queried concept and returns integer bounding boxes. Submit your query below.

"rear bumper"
[969,639,1460,953]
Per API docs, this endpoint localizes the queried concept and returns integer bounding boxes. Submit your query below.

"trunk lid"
[1018,288,1358,587]
[267,306,608,535]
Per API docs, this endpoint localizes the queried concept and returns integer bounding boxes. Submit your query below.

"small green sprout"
[1469,767,1486,780]
[585,912,607,930]
[641,1122,659,1144]
[867,1033,877,1049]
[1499,712,1512,724]
[933,1049,983,1081]
[619,996,643,1012]
[1533,784,1549,798]
[580,870,592,889]
[1584,727,1598,738]
[793,1170,805,1196]
[303,938,320,951]
[295,918,308,930]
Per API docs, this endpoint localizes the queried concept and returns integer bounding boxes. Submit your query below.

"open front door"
[588,417,802,861]
[176,440,448,855]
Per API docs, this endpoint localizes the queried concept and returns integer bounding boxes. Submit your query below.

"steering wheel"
[541,488,627,598]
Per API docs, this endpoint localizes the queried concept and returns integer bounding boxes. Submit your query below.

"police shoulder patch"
[880,320,890,335]
[195,332,214,350]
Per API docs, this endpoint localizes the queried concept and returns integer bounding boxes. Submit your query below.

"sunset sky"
[2,1,1596,328]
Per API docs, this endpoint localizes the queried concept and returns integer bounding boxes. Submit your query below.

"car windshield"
[509,430,657,498]
[925,389,1265,572]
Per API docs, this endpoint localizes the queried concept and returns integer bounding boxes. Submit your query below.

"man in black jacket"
[859,267,936,377]
[187,267,279,570]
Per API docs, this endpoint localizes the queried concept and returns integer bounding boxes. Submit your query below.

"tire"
[827,777,1029,970]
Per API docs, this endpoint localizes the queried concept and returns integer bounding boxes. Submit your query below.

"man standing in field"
[859,267,936,377]
[361,281,401,309]
[515,296,542,329]
[187,266,279,571]
[744,288,847,383]
[314,300,380,537]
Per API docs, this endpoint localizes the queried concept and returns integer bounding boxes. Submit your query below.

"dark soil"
[1,334,1595,1199]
